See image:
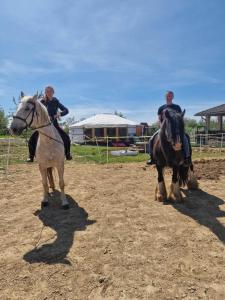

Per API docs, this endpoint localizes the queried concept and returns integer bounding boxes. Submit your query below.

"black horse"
[153,109,198,202]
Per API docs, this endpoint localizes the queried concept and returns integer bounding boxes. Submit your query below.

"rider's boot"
[27,157,34,163]
[66,153,73,160]
[183,156,191,167]
[147,155,155,165]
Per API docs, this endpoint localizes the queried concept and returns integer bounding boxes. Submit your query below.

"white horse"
[10,92,69,209]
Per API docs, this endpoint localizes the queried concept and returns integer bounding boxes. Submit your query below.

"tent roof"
[69,113,139,128]
[195,104,225,116]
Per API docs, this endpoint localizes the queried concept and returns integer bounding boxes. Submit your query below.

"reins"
[13,100,64,145]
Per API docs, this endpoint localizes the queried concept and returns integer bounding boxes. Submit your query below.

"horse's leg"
[39,166,49,207]
[155,165,167,202]
[169,167,182,202]
[187,164,199,190]
[47,167,55,191]
[57,163,69,209]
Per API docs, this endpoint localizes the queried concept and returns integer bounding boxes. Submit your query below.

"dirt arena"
[1,160,225,300]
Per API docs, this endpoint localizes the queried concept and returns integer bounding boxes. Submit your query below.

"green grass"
[71,145,149,164]
[1,140,225,166]
[0,135,13,139]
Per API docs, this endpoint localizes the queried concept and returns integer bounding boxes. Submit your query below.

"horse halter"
[13,100,36,130]
[13,100,51,130]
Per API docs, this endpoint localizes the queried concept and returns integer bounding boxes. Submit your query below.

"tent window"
[84,128,92,138]
[95,128,104,137]
[119,127,127,137]
[107,128,116,137]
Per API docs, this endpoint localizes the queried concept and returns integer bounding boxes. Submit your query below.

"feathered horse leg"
[187,164,199,190]
[155,165,167,202]
[169,166,183,202]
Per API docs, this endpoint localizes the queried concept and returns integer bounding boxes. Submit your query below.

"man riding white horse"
[147,91,191,166]
[27,86,72,162]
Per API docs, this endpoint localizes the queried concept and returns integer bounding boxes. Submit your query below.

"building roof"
[69,113,139,128]
[195,104,225,116]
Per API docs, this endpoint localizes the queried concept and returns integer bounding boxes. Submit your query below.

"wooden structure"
[195,104,225,134]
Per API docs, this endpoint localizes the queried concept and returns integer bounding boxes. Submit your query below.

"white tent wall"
[69,128,84,144]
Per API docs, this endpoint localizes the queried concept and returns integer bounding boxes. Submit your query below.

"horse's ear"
[165,110,170,119]
[32,92,39,102]
[181,109,185,117]
[20,91,25,98]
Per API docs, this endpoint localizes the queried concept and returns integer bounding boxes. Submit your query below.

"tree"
[114,110,125,118]
[0,107,8,135]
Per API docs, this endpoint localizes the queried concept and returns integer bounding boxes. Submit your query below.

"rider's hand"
[54,112,61,119]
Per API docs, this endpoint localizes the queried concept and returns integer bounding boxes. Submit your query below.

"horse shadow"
[171,188,225,244]
[23,191,96,265]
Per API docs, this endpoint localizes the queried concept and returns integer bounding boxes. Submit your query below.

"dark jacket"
[41,97,69,126]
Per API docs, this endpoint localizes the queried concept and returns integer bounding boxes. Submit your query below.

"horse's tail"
[47,167,55,190]
[178,165,189,187]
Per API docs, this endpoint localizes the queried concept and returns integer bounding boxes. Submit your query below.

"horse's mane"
[161,109,184,144]
[21,96,50,125]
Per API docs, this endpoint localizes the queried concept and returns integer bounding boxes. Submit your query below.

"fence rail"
[1,133,225,173]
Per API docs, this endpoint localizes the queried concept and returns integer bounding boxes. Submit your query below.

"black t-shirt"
[41,97,69,125]
[158,103,182,116]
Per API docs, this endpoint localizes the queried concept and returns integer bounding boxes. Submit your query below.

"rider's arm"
[57,101,69,117]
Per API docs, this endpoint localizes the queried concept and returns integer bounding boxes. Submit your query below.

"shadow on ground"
[23,191,96,265]
[172,188,225,244]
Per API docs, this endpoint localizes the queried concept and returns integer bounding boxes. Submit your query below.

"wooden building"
[195,104,225,134]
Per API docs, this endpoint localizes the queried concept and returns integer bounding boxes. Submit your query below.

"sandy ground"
[1,161,225,300]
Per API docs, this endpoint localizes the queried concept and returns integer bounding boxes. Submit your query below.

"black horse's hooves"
[163,199,172,205]
[61,204,69,210]
[41,201,49,208]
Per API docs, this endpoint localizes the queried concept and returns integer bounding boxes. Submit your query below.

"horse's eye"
[25,106,30,111]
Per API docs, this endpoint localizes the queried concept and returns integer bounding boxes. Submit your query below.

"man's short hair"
[166,90,174,96]
[45,86,54,93]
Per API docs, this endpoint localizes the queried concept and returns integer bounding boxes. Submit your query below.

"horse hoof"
[156,194,164,202]
[41,201,49,208]
[62,204,69,210]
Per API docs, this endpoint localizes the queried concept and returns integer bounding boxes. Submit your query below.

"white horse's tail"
[47,167,55,191]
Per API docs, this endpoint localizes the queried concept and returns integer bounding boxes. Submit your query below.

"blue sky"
[0,0,225,123]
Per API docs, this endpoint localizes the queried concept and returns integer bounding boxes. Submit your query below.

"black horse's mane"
[162,109,184,145]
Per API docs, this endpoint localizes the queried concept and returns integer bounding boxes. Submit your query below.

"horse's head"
[10,91,48,135]
[162,108,185,152]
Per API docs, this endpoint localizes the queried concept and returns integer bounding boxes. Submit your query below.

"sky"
[0,0,225,124]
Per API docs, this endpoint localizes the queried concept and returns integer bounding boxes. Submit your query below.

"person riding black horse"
[27,86,72,162]
[147,91,191,166]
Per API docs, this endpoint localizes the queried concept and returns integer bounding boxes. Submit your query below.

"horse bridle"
[13,100,36,130]
[13,100,64,145]
[13,100,51,130]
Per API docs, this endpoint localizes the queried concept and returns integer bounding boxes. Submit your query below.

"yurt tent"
[69,113,140,144]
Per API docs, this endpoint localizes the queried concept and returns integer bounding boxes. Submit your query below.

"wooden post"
[116,127,119,142]
[104,128,107,139]
[218,115,223,131]
[205,115,210,134]
[106,136,109,164]
[91,128,95,140]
